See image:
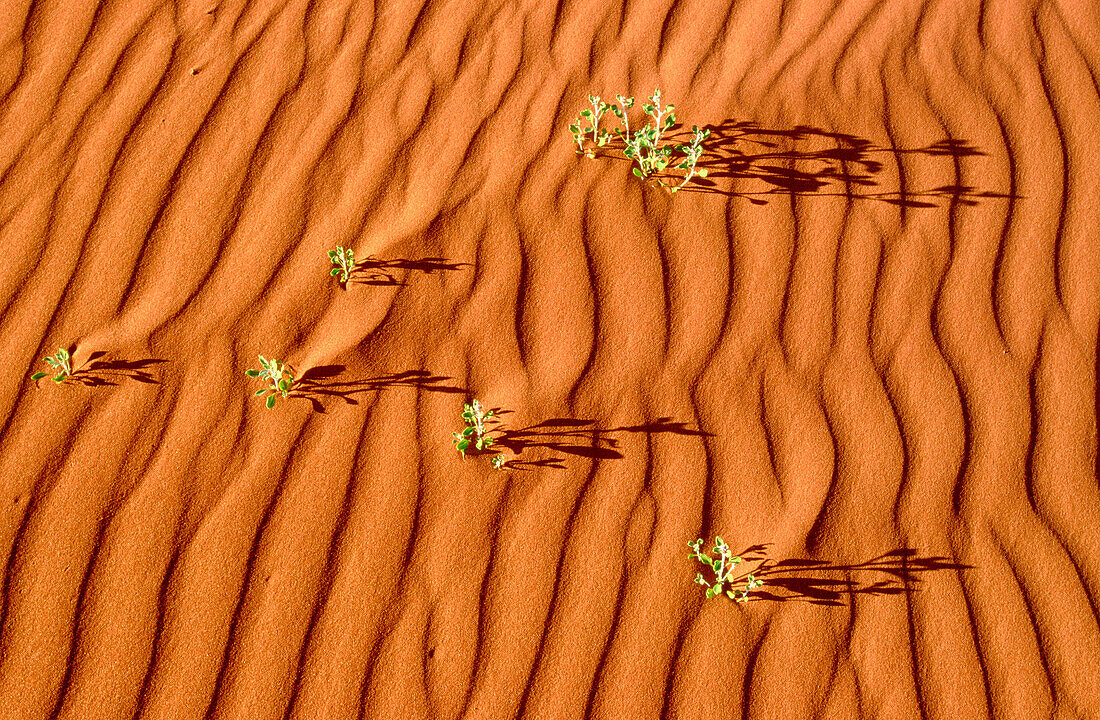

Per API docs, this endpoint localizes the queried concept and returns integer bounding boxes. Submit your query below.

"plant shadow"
[723,546,973,606]
[591,120,1015,207]
[290,366,467,413]
[41,351,166,387]
[345,256,470,287]
[489,416,712,470]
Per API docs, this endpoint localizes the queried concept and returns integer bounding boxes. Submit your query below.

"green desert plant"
[569,94,612,156]
[31,347,72,383]
[671,125,711,192]
[329,246,355,284]
[621,88,676,179]
[689,536,764,603]
[573,89,711,191]
[609,93,635,142]
[452,399,505,466]
[245,355,296,409]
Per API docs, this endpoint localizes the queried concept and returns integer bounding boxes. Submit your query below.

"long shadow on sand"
[35,350,166,387]
[594,120,1015,207]
[489,417,712,468]
[728,545,972,606]
[290,366,466,412]
[345,256,470,287]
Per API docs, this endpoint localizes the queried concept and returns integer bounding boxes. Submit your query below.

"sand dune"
[1,0,1098,718]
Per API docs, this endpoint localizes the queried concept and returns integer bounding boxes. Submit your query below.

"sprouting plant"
[670,125,711,192]
[452,399,497,458]
[688,536,764,603]
[609,93,635,143]
[490,453,507,470]
[329,246,355,284]
[622,88,678,180]
[569,94,612,155]
[245,355,296,409]
[577,89,711,191]
[31,347,72,383]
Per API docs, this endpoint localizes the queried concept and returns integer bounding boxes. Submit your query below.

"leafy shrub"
[245,355,296,409]
[689,536,763,602]
[31,347,73,383]
[329,246,355,284]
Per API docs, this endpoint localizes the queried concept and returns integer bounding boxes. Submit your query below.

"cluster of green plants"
[29,141,767,605]
[689,536,764,602]
[452,399,506,469]
[30,348,72,383]
[569,90,710,192]
[245,355,296,409]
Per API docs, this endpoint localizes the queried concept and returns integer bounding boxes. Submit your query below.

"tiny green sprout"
[452,399,497,459]
[31,347,73,383]
[245,355,296,409]
[688,536,763,603]
[611,94,635,141]
[669,125,711,193]
[570,93,612,156]
[490,454,507,470]
[329,245,355,284]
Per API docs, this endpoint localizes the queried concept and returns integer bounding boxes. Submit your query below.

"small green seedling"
[31,348,73,383]
[609,93,635,143]
[670,125,711,192]
[452,399,498,458]
[329,246,355,284]
[570,94,612,156]
[622,89,677,180]
[688,536,763,603]
[245,355,296,409]
[490,453,507,470]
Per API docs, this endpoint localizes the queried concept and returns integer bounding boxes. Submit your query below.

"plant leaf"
[254,389,266,396]
[245,369,260,377]
[31,372,46,379]
[266,394,277,409]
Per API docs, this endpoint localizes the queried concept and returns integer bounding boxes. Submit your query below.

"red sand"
[0,0,1098,718]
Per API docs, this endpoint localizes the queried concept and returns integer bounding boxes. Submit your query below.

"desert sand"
[0,0,1098,718]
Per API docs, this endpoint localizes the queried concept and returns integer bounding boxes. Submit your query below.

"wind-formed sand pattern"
[0,0,1098,718]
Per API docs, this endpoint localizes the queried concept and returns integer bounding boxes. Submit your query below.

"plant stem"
[617,98,630,142]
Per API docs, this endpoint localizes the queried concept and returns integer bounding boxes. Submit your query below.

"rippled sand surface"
[0,1,1098,718]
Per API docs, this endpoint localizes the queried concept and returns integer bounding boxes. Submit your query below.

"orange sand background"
[0,0,1098,718]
